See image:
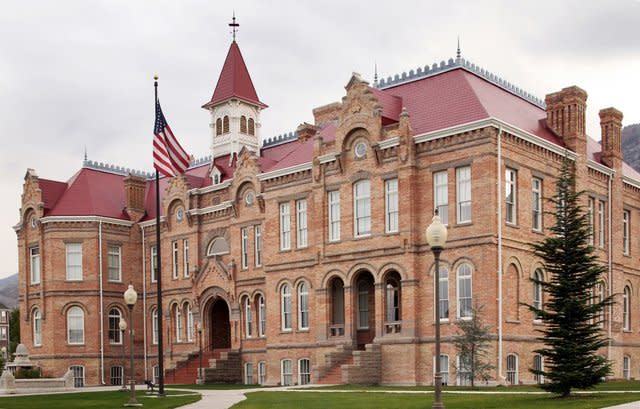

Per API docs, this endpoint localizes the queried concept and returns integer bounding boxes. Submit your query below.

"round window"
[176,208,184,222]
[354,141,367,159]
[245,191,255,206]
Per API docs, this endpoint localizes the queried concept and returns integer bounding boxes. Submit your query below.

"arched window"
[175,304,183,342]
[207,237,230,256]
[244,296,253,338]
[597,282,606,328]
[357,280,369,329]
[298,282,309,330]
[186,304,194,342]
[506,354,519,385]
[281,284,292,331]
[438,267,449,320]
[248,118,255,135]
[298,358,311,385]
[623,355,631,380]
[216,118,222,136]
[151,308,159,345]
[67,306,85,345]
[385,273,401,324]
[533,354,544,384]
[353,180,371,236]
[533,269,543,320]
[33,309,42,346]
[257,295,266,337]
[330,278,345,336]
[240,116,247,133]
[108,308,122,344]
[457,264,473,319]
[223,115,230,134]
[623,286,631,331]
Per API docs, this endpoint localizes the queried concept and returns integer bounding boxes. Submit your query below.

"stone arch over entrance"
[200,287,232,350]
[352,269,375,349]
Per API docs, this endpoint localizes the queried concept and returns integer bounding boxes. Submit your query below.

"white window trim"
[456,166,471,224]
[67,307,85,345]
[108,308,123,345]
[151,246,158,283]
[456,264,473,320]
[280,203,291,250]
[33,309,42,346]
[255,225,262,267]
[298,282,309,330]
[437,267,449,322]
[280,359,293,386]
[505,168,517,225]
[587,198,595,244]
[328,190,341,242]
[172,241,179,279]
[183,239,190,278]
[30,247,40,285]
[245,297,253,338]
[107,245,122,282]
[385,178,399,233]
[532,177,542,232]
[258,295,266,337]
[623,286,631,331]
[296,199,308,248]
[623,356,631,380]
[534,354,544,384]
[241,227,249,269]
[298,358,311,385]
[244,362,254,385]
[187,304,194,342]
[623,210,630,255]
[506,354,519,385]
[258,361,266,385]
[433,354,449,386]
[281,285,292,331]
[175,306,183,342]
[65,243,83,281]
[152,309,159,345]
[357,282,369,329]
[434,170,449,225]
[353,180,371,237]
[598,200,605,248]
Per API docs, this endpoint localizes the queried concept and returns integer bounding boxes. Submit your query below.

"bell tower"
[202,16,267,165]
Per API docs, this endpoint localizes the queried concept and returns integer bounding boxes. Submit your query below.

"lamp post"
[426,210,448,409]
[119,318,129,392]
[124,284,142,407]
[197,322,203,384]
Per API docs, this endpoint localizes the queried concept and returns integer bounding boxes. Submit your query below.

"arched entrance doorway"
[353,271,375,349]
[209,298,231,349]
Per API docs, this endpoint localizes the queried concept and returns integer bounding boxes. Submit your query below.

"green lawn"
[0,390,201,409]
[167,383,263,390]
[231,391,640,409]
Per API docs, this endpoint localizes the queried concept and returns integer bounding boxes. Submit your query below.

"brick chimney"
[545,86,588,155]
[123,175,146,222]
[599,107,624,169]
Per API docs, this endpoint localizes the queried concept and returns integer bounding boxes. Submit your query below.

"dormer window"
[240,116,247,134]
[211,165,222,185]
[248,118,255,136]
[223,116,230,134]
[216,118,222,136]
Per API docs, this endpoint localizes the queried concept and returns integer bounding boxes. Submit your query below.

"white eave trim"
[623,175,640,190]
[187,200,233,216]
[318,153,338,164]
[39,215,134,227]
[257,162,312,181]
[588,160,615,177]
[378,136,400,149]
[139,216,167,229]
[188,179,232,195]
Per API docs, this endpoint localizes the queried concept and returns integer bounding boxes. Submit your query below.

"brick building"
[15,37,639,387]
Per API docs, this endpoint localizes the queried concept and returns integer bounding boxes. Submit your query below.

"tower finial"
[456,36,461,60]
[84,145,88,162]
[229,11,239,42]
[374,62,378,86]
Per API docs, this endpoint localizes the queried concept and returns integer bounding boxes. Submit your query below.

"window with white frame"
[33,309,42,346]
[354,180,371,236]
[70,365,84,387]
[328,190,341,241]
[153,365,160,385]
[433,171,448,225]
[457,354,471,386]
[66,243,83,281]
[505,168,517,224]
[110,366,123,385]
[67,306,84,344]
[438,354,449,386]
[108,308,122,344]
[623,356,631,380]
[183,239,190,278]
[30,247,40,284]
[587,198,595,245]
[258,361,266,384]
[280,203,291,250]
[297,199,308,248]
[385,277,400,323]
[281,284,292,331]
[357,281,369,329]
[532,177,542,231]
[533,269,543,320]
[439,266,449,320]
[457,264,472,319]
[258,295,266,337]
[187,304,194,342]
[241,227,249,269]
[456,167,471,223]
[244,362,254,385]
[533,354,544,384]
[597,282,606,328]
[107,245,121,282]
[254,225,262,267]
[298,358,311,385]
[598,200,605,248]
[152,308,159,344]
[244,297,253,338]
[172,241,179,279]
[623,286,631,331]
[281,359,292,386]
[175,305,183,342]
[623,210,630,255]
[298,282,309,330]
[151,246,158,282]
[385,178,399,233]
[506,354,518,385]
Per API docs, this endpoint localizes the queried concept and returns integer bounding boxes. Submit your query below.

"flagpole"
[154,75,165,397]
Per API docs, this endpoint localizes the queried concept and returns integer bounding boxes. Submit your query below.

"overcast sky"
[1,0,639,279]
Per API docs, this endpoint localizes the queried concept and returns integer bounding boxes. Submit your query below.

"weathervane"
[229,12,239,42]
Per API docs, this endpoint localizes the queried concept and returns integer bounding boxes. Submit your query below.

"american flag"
[153,100,190,177]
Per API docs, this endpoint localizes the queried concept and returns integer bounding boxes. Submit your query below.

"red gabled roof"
[38,178,67,210]
[203,41,267,109]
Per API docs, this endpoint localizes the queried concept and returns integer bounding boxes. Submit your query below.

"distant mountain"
[622,123,640,173]
[0,273,18,309]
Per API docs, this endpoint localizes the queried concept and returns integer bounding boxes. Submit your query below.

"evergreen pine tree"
[527,158,613,397]
[453,304,494,387]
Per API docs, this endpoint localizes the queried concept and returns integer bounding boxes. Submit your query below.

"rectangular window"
[175,308,182,342]
[439,355,449,386]
[66,243,83,281]
[598,200,605,248]
[385,178,399,233]
[107,245,122,282]
[328,190,341,242]
[623,209,630,255]
[254,225,262,267]
[152,310,159,345]
[183,239,190,278]
[280,203,291,250]
[434,171,448,224]
[506,354,519,385]
[456,167,471,224]
[30,247,40,284]
[281,359,293,386]
[70,366,85,387]
[298,359,311,385]
[187,304,194,342]
[110,366,123,386]
[172,241,179,279]
[245,298,253,338]
[588,197,595,244]
[457,355,471,386]
[533,354,544,384]
[354,180,371,236]
[297,199,308,248]
[0,327,6,340]
[258,362,266,385]
[505,168,517,224]
[532,178,542,231]
[245,362,253,385]
[241,227,249,269]
[259,296,266,337]
[623,356,631,380]
[439,267,449,320]
[151,246,158,283]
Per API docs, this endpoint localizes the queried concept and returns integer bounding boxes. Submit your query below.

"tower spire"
[374,62,378,86]
[456,36,461,60]
[229,11,239,42]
